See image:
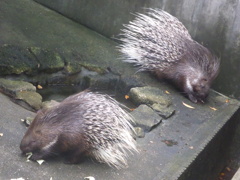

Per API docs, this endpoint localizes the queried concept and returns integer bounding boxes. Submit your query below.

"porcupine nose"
[20,137,37,153]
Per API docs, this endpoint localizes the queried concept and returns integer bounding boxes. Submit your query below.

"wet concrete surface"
[1,90,239,180]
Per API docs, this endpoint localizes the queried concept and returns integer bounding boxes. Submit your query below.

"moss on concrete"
[0,78,42,110]
[28,47,65,73]
[15,91,42,110]
[0,78,36,96]
[80,62,106,75]
[64,62,82,74]
[129,86,172,106]
[0,44,38,75]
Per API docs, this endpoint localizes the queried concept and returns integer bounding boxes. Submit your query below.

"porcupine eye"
[20,135,40,153]
[27,129,42,149]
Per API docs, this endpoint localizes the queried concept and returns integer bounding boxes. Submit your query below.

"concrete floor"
[1,89,239,180]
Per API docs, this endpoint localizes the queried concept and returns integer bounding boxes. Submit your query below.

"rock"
[151,103,175,119]
[62,52,83,75]
[0,78,36,96]
[0,78,42,111]
[28,47,65,73]
[131,104,162,132]
[15,91,42,111]
[64,62,82,75]
[129,86,172,106]
[0,45,69,76]
[0,44,38,75]
[134,127,145,138]
[63,51,107,75]
[80,62,106,75]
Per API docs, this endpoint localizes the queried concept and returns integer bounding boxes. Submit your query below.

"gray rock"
[151,103,175,119]
[15,91,42,111]
[0,78,42,111]
[134,127,145,138]
[0,44,38,75]
[60,52,83,75]
[131,104,162,132]
[28,47,65,73]
[0,78,36,96]
[129,86,172,106]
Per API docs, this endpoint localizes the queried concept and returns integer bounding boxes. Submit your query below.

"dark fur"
[155,40,220,103]
[118,9,220,103]
[20,101,89,163]
[20,92,137,168]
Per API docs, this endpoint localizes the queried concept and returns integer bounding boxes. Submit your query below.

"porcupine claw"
[188,94,198,104]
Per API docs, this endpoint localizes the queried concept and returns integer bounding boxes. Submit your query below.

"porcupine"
[20,91,137,169]
[118,9,220,103]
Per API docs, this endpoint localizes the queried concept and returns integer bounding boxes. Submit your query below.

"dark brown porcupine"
[20,91,137,169]
[118,9,220,103]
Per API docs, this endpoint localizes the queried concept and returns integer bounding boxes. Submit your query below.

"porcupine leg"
[187,94,198,103]
[30,149,54,161]
[63,148,88,164]
[30,152,45,161]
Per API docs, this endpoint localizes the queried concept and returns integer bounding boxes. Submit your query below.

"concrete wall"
[34,0,240,99]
